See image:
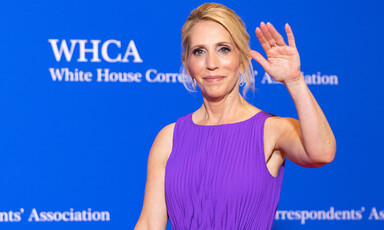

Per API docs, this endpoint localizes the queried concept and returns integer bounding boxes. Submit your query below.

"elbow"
[324,133,337,164]
[310,142,337,166]
[321,149,336,164]
[325,138,337,164]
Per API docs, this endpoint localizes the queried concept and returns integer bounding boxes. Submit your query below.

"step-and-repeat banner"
[1,0,383,229]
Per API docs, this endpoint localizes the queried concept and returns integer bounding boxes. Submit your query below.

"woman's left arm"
[249,22,336,168]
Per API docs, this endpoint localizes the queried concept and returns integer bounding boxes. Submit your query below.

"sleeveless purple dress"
[165,111,285,229]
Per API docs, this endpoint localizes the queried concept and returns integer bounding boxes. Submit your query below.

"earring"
[192,78,197,90]
[239,73,245,86]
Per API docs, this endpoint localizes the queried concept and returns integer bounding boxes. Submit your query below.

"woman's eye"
[219,47,231,53]
[192,49,204,56]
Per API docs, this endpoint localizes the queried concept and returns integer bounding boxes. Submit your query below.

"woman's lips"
[203,75,225,82]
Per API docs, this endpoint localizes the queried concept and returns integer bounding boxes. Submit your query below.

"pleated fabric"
[165,111,285,230]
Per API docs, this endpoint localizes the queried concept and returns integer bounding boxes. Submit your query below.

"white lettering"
[49,68,92,82]
[262,71,339,85]
[48,39,77,62]
[28,208,39,222]
[122,40,143,63]
[97,68,142,82]
[27,208,110,222]
[261,73,282,84]
[146,69,157,82]
[369,207,384,220]
[101,40,121,62]
[49,39,142,63]
[77,40,101,62]
[303,72,339,85]
[145,69,183,83]
[275,207,364,224]
[49,68,66,81]
[97,68,110,82]
[0,209,23,222]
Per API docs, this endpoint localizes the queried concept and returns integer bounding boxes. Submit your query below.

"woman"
[135,3,336,230]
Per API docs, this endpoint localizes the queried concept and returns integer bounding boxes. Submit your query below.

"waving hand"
[249,22,301,84]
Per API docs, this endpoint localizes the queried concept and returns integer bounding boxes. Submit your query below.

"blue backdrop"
[1,0,383,229]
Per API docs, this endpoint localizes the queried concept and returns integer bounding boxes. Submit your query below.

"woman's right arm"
[134,123,175,230]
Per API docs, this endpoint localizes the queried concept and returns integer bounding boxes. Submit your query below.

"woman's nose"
[206,53,219,70]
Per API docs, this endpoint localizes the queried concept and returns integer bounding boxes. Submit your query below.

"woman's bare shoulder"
[157,123,176,139]
[150,123,176,164]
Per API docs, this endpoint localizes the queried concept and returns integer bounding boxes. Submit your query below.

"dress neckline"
[189,111,264,127]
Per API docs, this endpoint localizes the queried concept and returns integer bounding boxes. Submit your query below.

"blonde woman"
[135,3,336,229]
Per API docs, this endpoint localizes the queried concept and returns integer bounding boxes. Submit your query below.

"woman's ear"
[240,61,245,74]
[181,55,186,67]
[182,56,191,76]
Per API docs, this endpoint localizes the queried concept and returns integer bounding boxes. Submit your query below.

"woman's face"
[185,20,243,99]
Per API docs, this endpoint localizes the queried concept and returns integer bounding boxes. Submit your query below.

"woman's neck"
[195,91,255,125]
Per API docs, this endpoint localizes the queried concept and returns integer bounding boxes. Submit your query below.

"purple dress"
[165,111,285,229]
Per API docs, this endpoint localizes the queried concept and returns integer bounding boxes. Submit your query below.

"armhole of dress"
[164,119,179,208]
[167,119,179,164]
[165,118,180,191]
[262,112,285,181]
[167,114,188,164]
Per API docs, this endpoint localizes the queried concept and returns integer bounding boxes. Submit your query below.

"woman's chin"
[202,89,229,101]
[201,83,239,100]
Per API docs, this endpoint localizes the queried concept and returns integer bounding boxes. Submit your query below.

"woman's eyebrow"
[191,42,233,50]
[190,44,205,50]
[216,42,232,46]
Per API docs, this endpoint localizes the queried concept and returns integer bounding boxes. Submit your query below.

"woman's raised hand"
[249,22,302,84]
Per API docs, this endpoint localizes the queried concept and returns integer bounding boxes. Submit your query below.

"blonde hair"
[181,3,255,96]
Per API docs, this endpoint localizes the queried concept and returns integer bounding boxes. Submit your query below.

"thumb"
[249,50,270,71]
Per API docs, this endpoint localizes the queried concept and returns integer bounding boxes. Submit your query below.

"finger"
[267,22,287,46]
[285,23,296,48]
[255,27,271,51]
[260,22,277,47]
[249,50,270,71]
